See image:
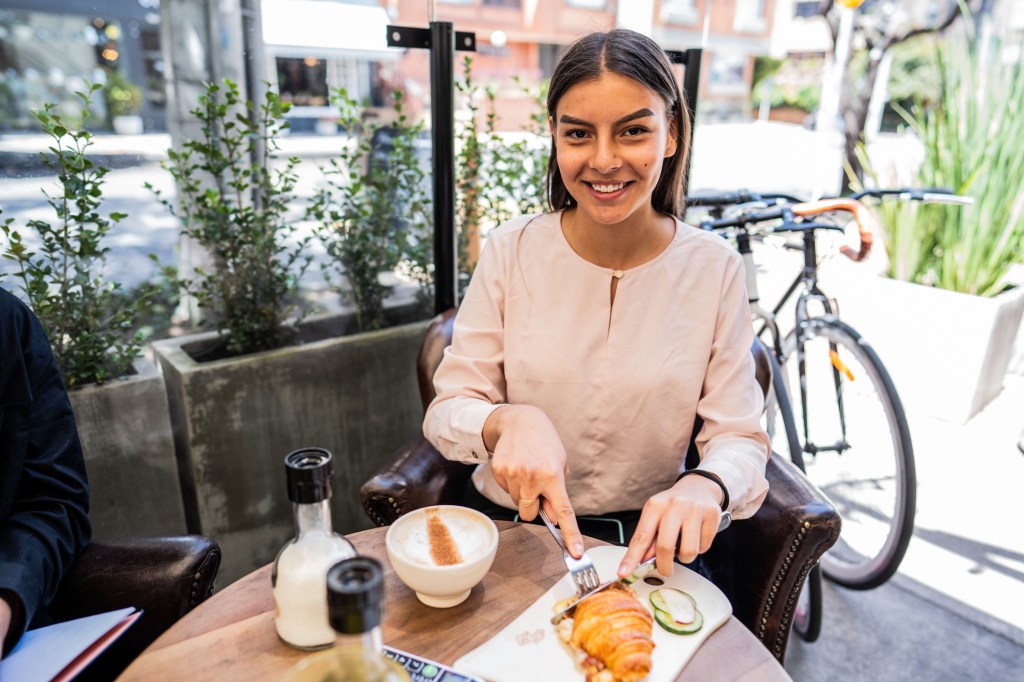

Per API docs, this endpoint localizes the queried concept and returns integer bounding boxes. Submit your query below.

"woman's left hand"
[616,475,725,578]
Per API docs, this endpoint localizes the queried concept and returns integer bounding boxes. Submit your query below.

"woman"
[424,29,769,580]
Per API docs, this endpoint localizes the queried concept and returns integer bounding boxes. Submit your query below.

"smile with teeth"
[589,181,628,193]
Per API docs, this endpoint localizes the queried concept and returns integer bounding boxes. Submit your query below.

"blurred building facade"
[386,0,778,126]
[0,0,165,132]
[0,0,784,134]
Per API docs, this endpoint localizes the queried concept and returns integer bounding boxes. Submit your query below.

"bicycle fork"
[793,233,852,458]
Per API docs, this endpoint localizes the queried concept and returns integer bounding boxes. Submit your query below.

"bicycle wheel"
[781,317,916,590]
[792,565,823,642]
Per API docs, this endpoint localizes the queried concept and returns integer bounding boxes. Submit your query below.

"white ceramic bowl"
[385,505,499,608]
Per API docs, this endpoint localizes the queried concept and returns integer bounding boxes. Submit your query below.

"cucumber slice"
[649,588,697,620]
[654,605,704,635]
[623,562,655,585]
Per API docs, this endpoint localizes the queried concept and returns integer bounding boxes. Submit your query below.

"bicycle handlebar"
[693,187,972,262]
[849,187,974,205]
[791,198,876,262]
[699,197,877,261]
[689,186,973,209]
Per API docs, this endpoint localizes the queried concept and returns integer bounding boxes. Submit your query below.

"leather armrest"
[704,454,840,663]
[48,535,221,680]
[360,436,474,526]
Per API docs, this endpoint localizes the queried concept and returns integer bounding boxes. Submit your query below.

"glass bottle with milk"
[280,557,409,682]
[273,447,357,650]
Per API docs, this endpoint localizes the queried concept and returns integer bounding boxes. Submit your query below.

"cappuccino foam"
[393,507,490,566]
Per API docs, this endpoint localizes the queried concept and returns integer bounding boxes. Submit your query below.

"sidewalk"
[0,130,350,178]
[0,130,350,159]
[784,374,1024,681]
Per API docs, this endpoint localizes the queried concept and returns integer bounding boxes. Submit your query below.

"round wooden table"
[118,522,790,681]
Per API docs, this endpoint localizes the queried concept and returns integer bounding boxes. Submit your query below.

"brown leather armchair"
[360,309,839,662]
[47,535,221,681]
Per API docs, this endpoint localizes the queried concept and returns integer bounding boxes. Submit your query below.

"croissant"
[569,583,654,682]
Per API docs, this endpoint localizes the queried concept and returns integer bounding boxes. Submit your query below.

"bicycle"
[688,188,971,642]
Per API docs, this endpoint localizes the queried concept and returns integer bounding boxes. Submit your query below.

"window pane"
[276,57,329,107]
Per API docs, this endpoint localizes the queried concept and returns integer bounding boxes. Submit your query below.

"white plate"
[454,545,732,682]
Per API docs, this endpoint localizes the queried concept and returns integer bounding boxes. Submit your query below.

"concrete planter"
[152,314,428,584]
[112,114,144,135]
[828,275,1024,424]
[68,357,186,539]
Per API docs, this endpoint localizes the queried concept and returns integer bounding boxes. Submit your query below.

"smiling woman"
[552,74,678,282]
[423,29,770,585]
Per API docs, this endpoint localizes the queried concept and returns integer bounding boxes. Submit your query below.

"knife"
[549,510,731,625]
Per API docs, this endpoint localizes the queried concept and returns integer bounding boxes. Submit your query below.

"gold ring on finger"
[519,497,537,507]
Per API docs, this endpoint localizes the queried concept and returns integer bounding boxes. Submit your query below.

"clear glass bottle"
[280,557,410,682]
[273,447,357,650]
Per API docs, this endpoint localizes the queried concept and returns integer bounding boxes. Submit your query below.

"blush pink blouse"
[423,211,771,518]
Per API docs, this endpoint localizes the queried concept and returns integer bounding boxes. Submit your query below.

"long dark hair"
[545,29,691,217]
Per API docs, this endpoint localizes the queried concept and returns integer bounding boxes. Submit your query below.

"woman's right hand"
[483,404,585,557]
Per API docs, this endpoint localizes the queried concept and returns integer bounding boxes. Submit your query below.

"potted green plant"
[833,30,1024,423]
[452,57,548,293]
[308,88,433,331]
[104,68,144,135]
[0,85,186,536]
[149,80,429,584]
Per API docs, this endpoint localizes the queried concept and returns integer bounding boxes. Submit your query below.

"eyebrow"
[558,108,656,127]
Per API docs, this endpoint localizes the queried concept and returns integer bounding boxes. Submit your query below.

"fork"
[538,509,602,595]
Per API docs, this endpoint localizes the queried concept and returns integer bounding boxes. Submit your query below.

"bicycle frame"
[786,229,852,457]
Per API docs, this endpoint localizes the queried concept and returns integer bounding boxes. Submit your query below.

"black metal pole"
[680,48,702,198]
[430,20,457,314]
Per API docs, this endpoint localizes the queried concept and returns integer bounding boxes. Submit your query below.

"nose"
[589,135,621,174]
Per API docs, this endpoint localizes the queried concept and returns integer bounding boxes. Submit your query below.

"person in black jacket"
[0,288,91,656]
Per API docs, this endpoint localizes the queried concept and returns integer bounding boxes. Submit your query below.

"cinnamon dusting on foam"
[426,509,464,566]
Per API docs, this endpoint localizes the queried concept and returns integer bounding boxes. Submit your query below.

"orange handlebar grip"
[791,198,876,262]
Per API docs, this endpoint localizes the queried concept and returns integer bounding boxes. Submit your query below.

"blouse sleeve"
[422,231,509,464]
[693,252,772,519]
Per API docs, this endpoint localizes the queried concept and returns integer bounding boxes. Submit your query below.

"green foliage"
[750,53,822,114]
[150,80,311,354]
[0,85,157,387]
[454,57,548,290]
[752,56,785,89]
[869,35,1024,296]
[308,89,431,331]
[883,37,943,108]
[751,81,820,113]
[455,57,485,289]
[104,68,143,118]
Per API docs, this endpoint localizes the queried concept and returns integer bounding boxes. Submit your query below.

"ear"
[664,115,678,159]
[548,115,556,138]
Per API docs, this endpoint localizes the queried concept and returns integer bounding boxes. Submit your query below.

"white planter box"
[69,357,186,538]
[823,273,1024,424]
[112,114,144,135]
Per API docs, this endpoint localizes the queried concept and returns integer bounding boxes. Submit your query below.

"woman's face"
[550,71,676,228]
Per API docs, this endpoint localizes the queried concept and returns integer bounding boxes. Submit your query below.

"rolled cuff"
[698,433,770,519]
[425,398,504,464]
